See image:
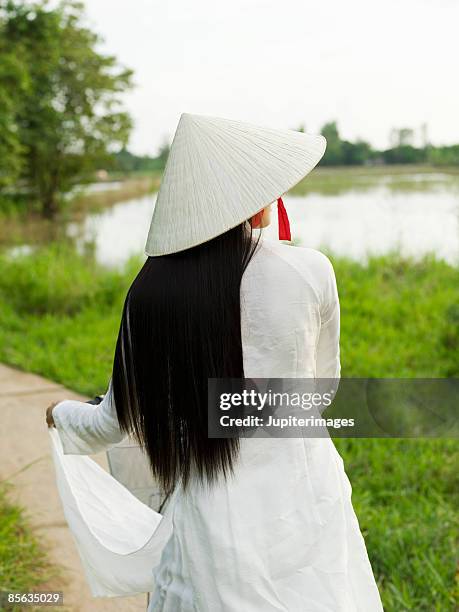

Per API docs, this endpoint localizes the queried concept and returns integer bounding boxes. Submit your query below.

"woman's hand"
[46,401,59,428]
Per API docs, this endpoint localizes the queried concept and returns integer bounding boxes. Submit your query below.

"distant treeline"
[114,145,170,174]
[115,121,459,173]
[316,122,459,167]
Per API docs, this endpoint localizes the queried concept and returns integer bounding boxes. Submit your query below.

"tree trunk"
[42,191,59,219]
[41,167,60,219]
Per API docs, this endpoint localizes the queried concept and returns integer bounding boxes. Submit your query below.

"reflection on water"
[67,195,155,266]
[3,173,459,267]
[67,181,124,196]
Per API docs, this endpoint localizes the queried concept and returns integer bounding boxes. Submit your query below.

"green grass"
[0,243,458,610]
[334,254,459,378]
[0,485,52,607]
[0,244,140,394]
[334,437,458,610]
[0,245,457,391]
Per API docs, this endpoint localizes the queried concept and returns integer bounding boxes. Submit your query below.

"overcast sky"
[80,0,458,155]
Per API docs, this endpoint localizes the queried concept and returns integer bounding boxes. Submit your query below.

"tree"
[342,140,372,166]
[156,140,170,167]
[0,44,29,189]
[382,145,426,165]
[320,121,343,165]
[114,147,169,174]
[0,0,133,217]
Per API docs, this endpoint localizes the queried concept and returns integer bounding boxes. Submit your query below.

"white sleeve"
[53,380,126,455]
[316,258,341,381]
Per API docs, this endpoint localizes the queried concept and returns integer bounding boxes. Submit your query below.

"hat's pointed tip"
[180,112,201,122]
[178,112,204,132]
[178,112,196,128]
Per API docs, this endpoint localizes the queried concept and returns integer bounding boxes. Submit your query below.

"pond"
[65,171,459,267]
[4,169,459,267]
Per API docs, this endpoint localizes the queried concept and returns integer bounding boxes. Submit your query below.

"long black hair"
[112,222,259,494]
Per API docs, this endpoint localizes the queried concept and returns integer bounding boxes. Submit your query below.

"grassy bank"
[0,175,160,245]
[292,164,459,196]
[0,244,457,610]
[69,174,161,216]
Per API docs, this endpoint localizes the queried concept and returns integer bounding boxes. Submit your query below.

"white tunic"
[52,239,383,611]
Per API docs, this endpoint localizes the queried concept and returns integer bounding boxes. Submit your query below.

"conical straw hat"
[145,113,326,256]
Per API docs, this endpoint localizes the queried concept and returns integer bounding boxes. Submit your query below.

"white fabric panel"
[49,429,172,597]
[106,439,163,510]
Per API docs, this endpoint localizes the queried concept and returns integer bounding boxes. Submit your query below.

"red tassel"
[277,197,291,241]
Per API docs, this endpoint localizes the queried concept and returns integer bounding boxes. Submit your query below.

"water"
[5,172,459,267]
[279,188,459,263]
[67,195,155,267]
[73,183,459,265]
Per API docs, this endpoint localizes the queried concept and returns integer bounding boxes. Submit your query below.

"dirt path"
[0,364,147,611]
